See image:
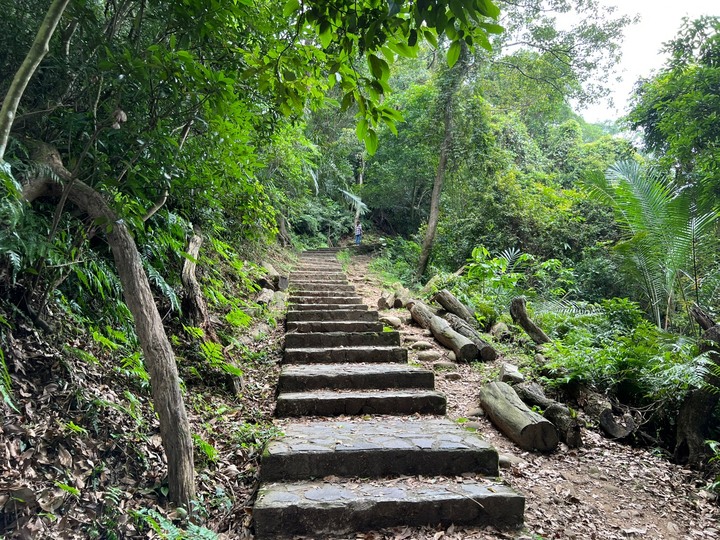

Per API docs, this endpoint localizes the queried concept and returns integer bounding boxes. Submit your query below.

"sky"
[577,0,717,123]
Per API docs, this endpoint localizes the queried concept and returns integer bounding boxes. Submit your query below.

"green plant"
[132,508,218,539]
[233,422,283,452]
[707,440,720,495]
[192,434,219,465]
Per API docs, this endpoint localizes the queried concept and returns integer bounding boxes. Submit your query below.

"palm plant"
[585,160,717,329]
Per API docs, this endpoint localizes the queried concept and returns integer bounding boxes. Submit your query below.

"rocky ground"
[338,253,720,540]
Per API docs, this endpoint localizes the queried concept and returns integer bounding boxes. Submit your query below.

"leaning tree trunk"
[181,226,218,343]
[417,44,470,279]
[22,153,195,507]
[509,296,551,345]
[0,0,70,159]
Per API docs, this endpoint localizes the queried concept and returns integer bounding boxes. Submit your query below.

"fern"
[225,308,251,328]
[192,434,219,464]
[143,262,181,312]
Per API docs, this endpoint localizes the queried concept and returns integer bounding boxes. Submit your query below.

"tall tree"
[418,42,471,278]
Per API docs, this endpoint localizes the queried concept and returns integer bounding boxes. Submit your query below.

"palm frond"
[339,188,369,216]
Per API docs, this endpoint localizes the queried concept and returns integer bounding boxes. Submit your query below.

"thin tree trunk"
[354,152,365,223]
[0,0,70,160]
[182,226,218,343]
[22,148,195,507]
[417,44,470,279]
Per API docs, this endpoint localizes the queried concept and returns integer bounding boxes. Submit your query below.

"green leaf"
[283,0,300,17]
[364,129,379,155]
[447,41,462,67]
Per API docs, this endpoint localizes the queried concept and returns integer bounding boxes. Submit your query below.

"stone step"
[294,266,344,273]
[278,363,434,392]
[289,295,362,305]
[290,282,353,290]
[260,417,498,481]
[286,321,384,333]
[283,346,407,364]
[275,389,446,417]
[291,303,368,311]
[289,289,356,297]
[285,331,400,349]
[290,272,346,279]
[286,309,379,322]
[253,477,524,538]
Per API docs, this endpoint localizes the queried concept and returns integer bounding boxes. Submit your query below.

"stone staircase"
[253,249,525,538]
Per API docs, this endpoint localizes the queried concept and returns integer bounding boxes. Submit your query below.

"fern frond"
[143,262,181,312]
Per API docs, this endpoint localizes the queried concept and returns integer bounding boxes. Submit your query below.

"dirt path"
[343,253,720,540]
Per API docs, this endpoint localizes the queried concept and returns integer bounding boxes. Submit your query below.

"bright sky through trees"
[578,0,716,122]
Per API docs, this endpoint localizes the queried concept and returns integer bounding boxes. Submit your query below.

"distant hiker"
[354,221,363,245]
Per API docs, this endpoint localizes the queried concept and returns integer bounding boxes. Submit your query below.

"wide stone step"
[278,363,434,392]
[285,331,400,349]
[290,283,354,292]
[289,295,362,305]
[286,309,379,322]
[253,477,524,538]
[275,389,446,417]
[291,303,368,311]
[290,289,356,297]
[261,417,498,481]
[286,320,384,333]
[294,267,344,273]
[290,273,346,280]
[283,346,407,364]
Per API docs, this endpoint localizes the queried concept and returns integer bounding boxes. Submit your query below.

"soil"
[339,253,720,540]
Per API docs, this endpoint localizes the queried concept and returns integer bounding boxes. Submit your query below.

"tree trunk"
[393,287,411,309]
[441,312,498,361]
[417,44,470,279]
[509,296,551,345]
[675,305,720,465]
[378,290,395,310]
[408,300,478,361]
[478,381,559,452]
[0,0,71,160]
[22,159,195,508]
[181,227,217,343]
[432,289,475,325]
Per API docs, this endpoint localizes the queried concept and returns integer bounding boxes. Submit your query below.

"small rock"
[448,351,456,361]
[444,372,462,381]
[422,329,433,337]
[499,453,527,468]
[416,350,441,361]
[463,421,483,430]
[490,322,511,341]
[467,408,484,418]
[410,341,432,350]
[379,315,402,328]
[499,362,524,384]
[402,334,422,342]
[433,361,456,370]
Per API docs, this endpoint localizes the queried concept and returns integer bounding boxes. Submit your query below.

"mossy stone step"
[275,389,446,417]
[284,331,400,349]
[283,346,407,364]
[277,362,433,392]
[261,417,497,481]
[286,320,384,333]
[286,309,378,322]
[253,477,524,538]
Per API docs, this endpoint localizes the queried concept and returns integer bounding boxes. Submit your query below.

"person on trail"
[354,221,363,245]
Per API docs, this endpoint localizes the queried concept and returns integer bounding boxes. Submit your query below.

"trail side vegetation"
[0,0,718,537]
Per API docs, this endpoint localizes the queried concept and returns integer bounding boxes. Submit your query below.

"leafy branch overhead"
[274,0,504,153]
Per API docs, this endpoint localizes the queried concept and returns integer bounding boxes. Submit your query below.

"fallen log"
[441,312,498,361]
[408,300,478,362]
[478,381,559,452]
[578,390,635,440]
[393,287,412,309]
[512,382,582,448]
[509,296,551,344]
[378,290,395,310]
[432,289,475,325]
